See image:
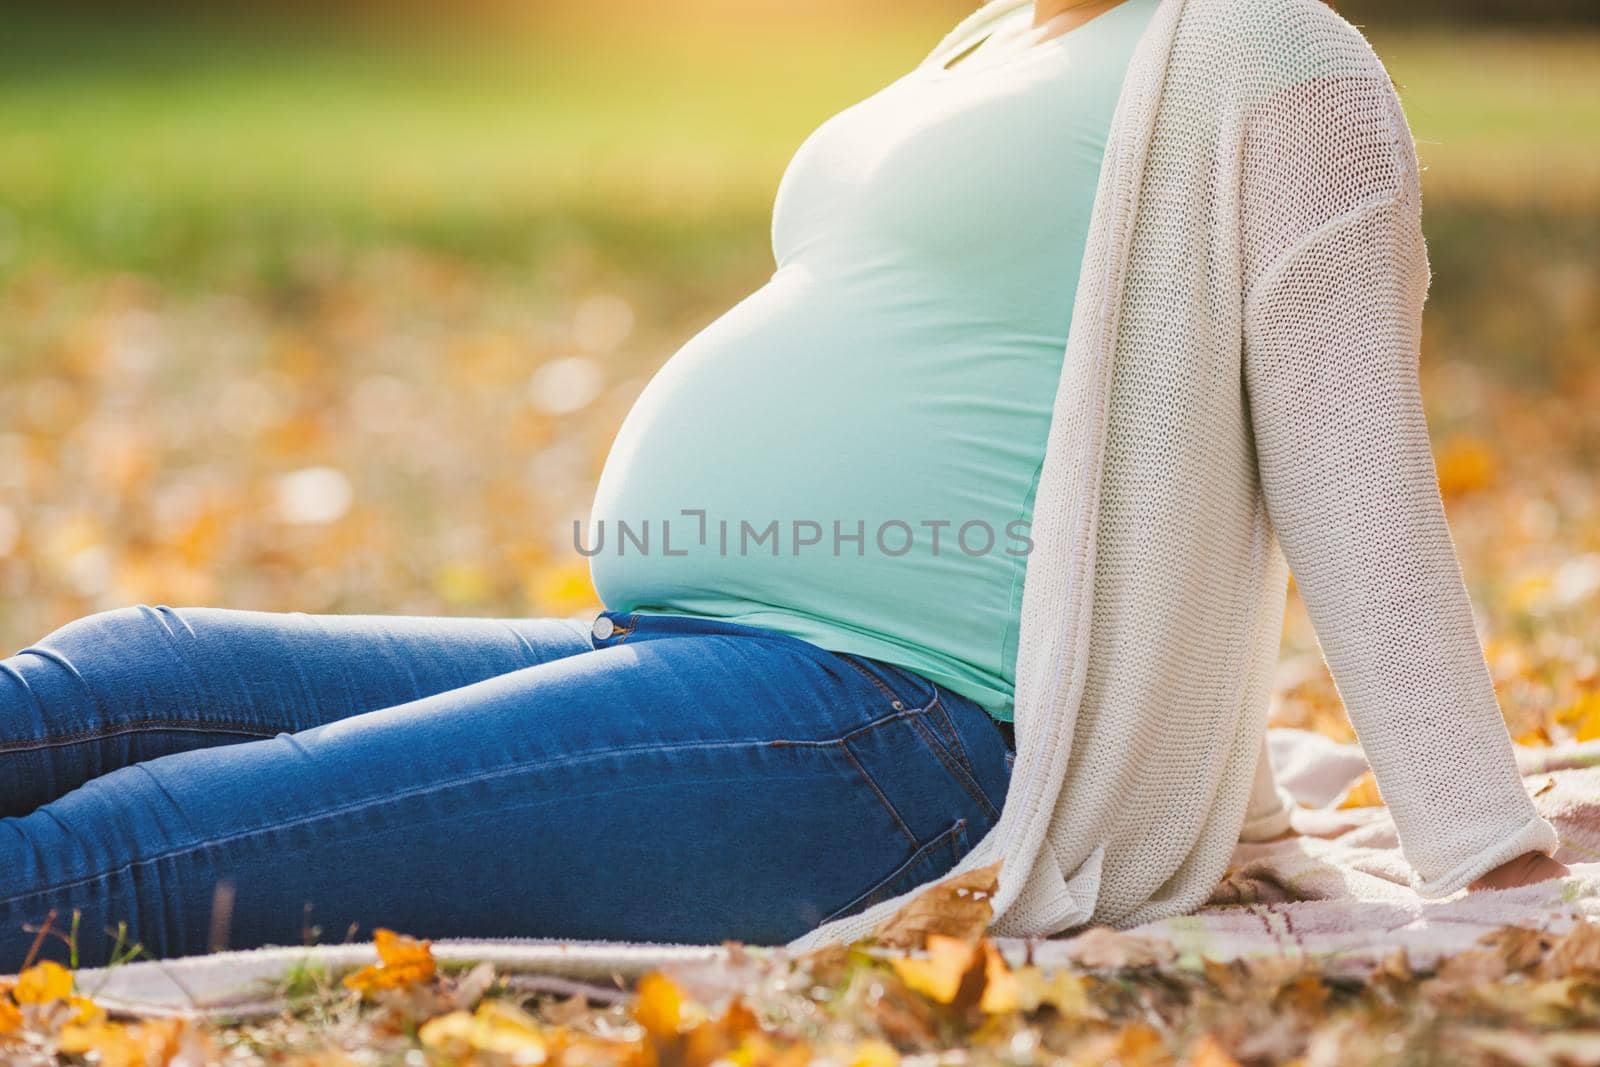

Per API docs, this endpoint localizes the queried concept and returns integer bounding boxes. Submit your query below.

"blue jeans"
[0,605,1013,969]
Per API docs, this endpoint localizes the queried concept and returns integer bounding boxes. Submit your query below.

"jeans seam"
[762,702,941,748]
[0,720,280,754]
[906,714,1000,824]
[836,739,918,849]
[820,816,969,925]
[924,694,979,782]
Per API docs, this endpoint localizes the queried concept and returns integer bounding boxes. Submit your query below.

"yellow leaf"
[13,960,72,1004]
[1517,725,1553,747]
[58,1021,142,1067]
[1337,770,1385,809]
[633,971,690,1041]
[341,928,436,994]
[849,1037,901,1067]
[978,940,1020,1014]
[1557,691,1600,742]
[69,995,106,1024]
[1012,965,1091,1017]
[419,1000,548,1060]
[889,933,980,1005]
[1188,1033,1244,1067]
[1436,438,1497,498]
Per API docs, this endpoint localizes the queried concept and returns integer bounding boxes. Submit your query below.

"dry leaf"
[58,1017,204,1067]
[1187,1033,1244,1067]
[634,971,695,1042]
[1436,437,1498,497]
[1012,965,1092,1017]
[1480,924,1549,974]
[682,997,763,1067]
[418,999,548,1060]
[864,972,943,1051]
[341,928,437,994]
[871,859,1002,950]
[1539,919,1600,979]
[889,933,983,1006]
[1068,1022,1173,1067]
[1062,926,1177,970]
[847,1037,901,1067]
[1556,691,1600,742]
[1432,948,1510,989]
[1273,973,1329,1015]
[12,960,72,1005]
[978,940,1020,1014]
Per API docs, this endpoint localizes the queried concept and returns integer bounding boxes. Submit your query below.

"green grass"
[0,11,1593,279]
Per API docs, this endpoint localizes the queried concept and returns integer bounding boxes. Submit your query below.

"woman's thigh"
[0,604,593,815]
[0,613,1011,967]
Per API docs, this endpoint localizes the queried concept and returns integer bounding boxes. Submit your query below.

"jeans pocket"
[820,816,972,926]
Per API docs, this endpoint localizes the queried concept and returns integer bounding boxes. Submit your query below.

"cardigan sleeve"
[1240,148,1560,895]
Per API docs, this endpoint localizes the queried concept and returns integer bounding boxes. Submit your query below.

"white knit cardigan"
[786,0,1560,953]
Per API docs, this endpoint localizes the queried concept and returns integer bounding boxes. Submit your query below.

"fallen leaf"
[1067,1022,1173,1067]
[1187,1033,1244,1067]
[889,933,982,1005]
[1273,973,1328,1015]
[1558,692,1600,742]
[12,960,72,1004]
[1061,927,1177,971]
[1436,437,1497,497]
[872,859,1002,950]
[634,971,694,1042]
[683,997,762,1067]
[58,1017,202,1067]
[68,995,106,1025]
[341,928,437,994]
[978,940,1020,1014]
[1481,925,1549,974]
[418,999,548,1060]
[848,1037,901,1067]
[1540,920,1600,979]
[1012,965,1092,1017]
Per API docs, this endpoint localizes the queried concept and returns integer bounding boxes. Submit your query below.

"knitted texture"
[785,0,1559,953]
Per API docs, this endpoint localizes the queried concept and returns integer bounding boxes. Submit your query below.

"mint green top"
[588,0,1160,721]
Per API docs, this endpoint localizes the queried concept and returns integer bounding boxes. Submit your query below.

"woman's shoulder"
[1180,0,1397,90]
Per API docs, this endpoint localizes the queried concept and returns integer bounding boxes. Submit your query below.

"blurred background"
[1,1,1596,740]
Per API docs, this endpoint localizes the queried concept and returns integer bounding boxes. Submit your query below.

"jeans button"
[591,615,616,641]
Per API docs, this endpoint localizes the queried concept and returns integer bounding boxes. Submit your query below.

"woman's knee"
[31,603,177,654]
[7,604,200,720]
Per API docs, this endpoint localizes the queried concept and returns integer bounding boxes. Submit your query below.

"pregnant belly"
[584,266,1062,715]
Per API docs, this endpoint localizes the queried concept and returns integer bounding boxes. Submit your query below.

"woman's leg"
[0,605,592,817]
[0,611,1012,968]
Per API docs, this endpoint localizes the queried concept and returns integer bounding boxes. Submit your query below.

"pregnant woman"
[1,0,1567,969]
